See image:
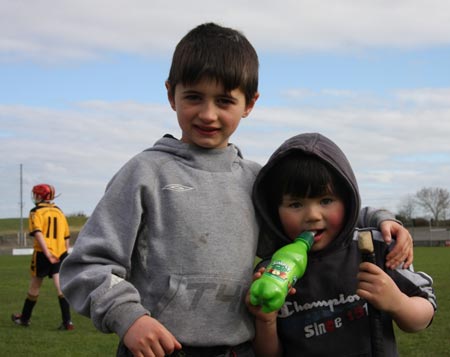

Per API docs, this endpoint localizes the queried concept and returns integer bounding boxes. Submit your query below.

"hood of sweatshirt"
[145,134,248,172]
[254,133,361,258]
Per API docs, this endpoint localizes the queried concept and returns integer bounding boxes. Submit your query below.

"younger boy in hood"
[247,133,436,357]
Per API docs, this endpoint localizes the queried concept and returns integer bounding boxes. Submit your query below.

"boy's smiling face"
[167,78,258,149]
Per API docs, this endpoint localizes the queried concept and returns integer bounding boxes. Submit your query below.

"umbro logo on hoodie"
[163,184,194,192]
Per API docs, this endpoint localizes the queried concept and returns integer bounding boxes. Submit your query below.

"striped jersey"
[29,202,70,258]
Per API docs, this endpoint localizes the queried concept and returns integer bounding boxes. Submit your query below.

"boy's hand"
[246,268,279,323]
[246,267,294,323]
[356,262,403,313]
[46,253,60,264]
[247,268,285,357]
[123,315,181,357]
[379,221,413,269]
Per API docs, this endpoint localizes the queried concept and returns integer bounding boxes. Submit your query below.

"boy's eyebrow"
[181,87,238,100]
[181,88,201,95]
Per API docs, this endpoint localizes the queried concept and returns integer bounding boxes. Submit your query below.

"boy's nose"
[305,205,321,222]
[198,101,218,121]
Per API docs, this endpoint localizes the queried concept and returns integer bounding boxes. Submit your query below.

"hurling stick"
[358,231,384,357]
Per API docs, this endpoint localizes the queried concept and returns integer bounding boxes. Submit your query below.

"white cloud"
[2,0,450,63]
[1,0,450,220]
[282,88,316,100]
[234,98,450,212]
[395,88,450,106]
[2,93,450,217]
[0,101,179,217]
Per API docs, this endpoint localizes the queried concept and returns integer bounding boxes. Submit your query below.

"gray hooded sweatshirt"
[60,135,260,347]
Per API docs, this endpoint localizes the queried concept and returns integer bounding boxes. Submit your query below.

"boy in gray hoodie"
[60,24,414,357]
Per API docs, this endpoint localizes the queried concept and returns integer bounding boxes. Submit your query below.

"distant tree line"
[397,187,450,227]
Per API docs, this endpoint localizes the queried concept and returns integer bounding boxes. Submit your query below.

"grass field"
[0,254,118,356]
[0,248,448,356]
[393,247,450,356]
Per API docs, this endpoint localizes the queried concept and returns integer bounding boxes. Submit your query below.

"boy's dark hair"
[262,153,351,223]
[167,22,259,104]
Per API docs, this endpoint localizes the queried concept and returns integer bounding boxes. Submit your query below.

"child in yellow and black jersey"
[12,183,74,330]
[29,200,70,259]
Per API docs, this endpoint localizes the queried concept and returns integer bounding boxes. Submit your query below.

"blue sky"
[1,0,450,219]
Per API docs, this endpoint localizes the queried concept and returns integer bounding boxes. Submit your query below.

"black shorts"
[30,251,68,278]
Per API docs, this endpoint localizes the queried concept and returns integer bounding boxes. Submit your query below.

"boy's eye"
[216,97,235,106]
[184,94,202,101]
[321,198,334,205]
[288,201,302,209]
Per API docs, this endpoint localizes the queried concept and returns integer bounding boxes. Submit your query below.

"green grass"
[0,218,25,233]
[393,247,450,356]
[0,247,448,356]
[0,255,118,356]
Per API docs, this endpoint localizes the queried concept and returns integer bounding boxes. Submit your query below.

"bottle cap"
[295,231,315,250]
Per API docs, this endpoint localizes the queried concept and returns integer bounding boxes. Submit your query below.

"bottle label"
[265,260,292,282]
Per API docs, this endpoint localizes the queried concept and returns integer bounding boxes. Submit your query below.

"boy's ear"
[243,92,260,118]
[165,81,176,111]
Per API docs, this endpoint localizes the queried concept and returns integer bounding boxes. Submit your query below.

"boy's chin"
[311,236,334,251]
[187,138,229,149]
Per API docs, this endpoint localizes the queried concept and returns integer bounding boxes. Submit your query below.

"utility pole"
[19,163,24,246]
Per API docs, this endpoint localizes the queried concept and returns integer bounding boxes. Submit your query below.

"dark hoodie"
[252,133,436,357]
[255,132,360,258]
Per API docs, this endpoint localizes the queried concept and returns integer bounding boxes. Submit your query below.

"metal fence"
[407,226,450,247]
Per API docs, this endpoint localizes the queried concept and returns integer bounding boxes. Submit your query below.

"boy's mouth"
[195,125,220,135]
[311,229,325,242]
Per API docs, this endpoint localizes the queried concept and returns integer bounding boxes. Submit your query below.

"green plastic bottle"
[249,231,315,313]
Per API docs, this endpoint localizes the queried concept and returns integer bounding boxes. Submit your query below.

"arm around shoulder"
[358,207,401,228]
